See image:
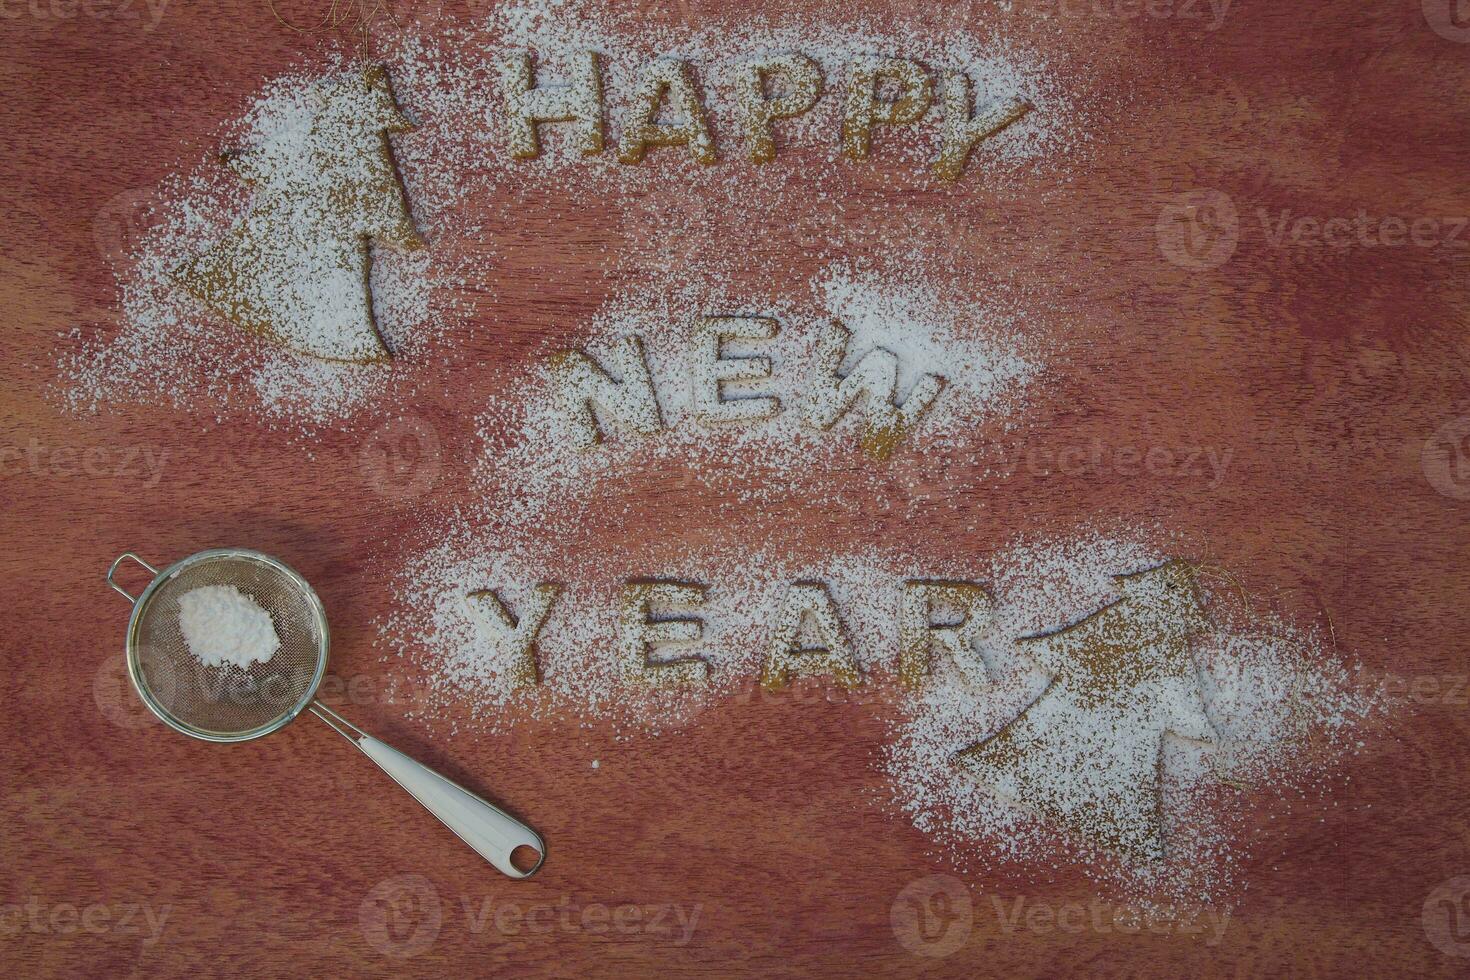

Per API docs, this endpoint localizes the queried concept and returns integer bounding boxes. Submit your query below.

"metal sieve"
[107,548,544,879]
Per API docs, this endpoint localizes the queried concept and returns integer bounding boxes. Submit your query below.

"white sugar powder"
[60,62,447,435]
[469,259,1043,533]
[879,533,1379,901]
[178,585,281,669]
[384,520,1379,902]
[58,1,1091,433]
[47,0,1377,905]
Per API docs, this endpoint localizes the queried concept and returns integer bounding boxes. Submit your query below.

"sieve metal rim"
[120,548,331,744]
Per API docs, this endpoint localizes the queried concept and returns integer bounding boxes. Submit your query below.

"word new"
[552,316,946,459]
[501,50,1032,180]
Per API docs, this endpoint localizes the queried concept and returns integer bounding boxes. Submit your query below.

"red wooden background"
[4,0,1470,975]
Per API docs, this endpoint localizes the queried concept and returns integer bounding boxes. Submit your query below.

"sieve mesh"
[128,552,327,741]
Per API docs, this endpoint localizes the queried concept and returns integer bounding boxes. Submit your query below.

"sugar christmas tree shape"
[953,560,1218,862]
[175,65,423,364]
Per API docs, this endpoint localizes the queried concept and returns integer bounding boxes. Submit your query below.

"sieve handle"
[107,552,159,604]
[309,702,545,879]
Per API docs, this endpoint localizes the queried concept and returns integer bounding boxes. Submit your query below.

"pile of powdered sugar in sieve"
[177,585,281,670]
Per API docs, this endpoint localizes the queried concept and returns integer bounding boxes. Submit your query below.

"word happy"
[501,50,1033,180]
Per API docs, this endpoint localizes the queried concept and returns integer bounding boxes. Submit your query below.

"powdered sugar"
[59,1,1089,432]
[177,584,281,669]
[61,64,447,432]
[470,260,1042,531]
[385,513,1378,901]
[884,532,1378,902]
[49,1,1378,905]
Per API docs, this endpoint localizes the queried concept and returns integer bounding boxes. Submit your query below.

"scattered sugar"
[388,531,930,727]
[60,62,448,434]
[883,532,1379,902]
[47,1,1376,903]
[58,1,1091,433]
[469,259,1043,532]
[385,514,1379,901]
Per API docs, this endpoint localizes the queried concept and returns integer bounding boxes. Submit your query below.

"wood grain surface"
[4,0,1470,976]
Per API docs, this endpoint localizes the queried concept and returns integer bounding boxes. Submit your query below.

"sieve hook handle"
[107,552,159,604]
[308,701,545,880]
